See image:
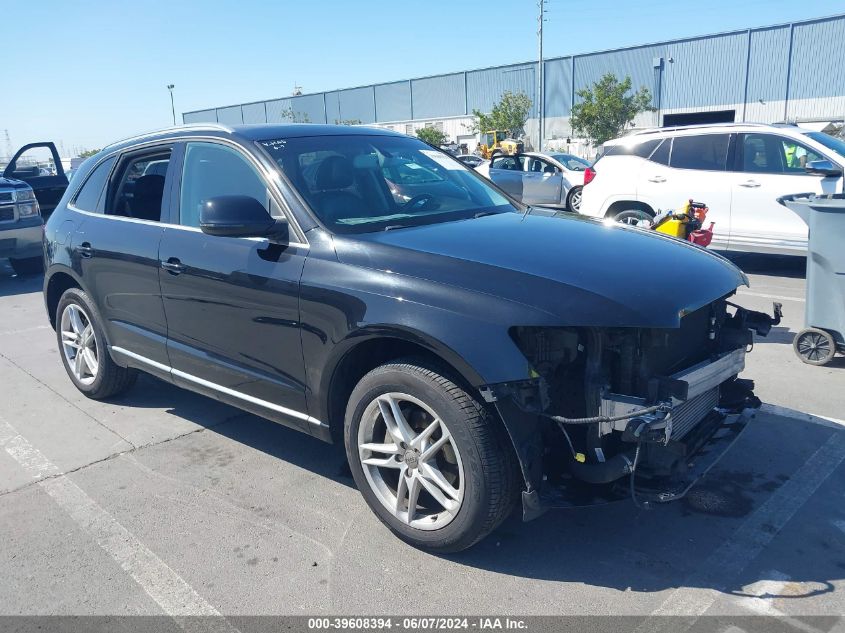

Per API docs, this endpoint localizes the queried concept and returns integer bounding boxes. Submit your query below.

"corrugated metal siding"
[289,94,327,123]
[374,81,411,122]
[241,102,267,124]
[183,109,217,124]
[467,65,535,115]
[662,33,747,109]
[265,98,292,123]
[790,17,845,100]
[746,27,791,105]
[412,73,466,119]
[544,57,572,117]
[574,44,665,106]
[216,105,243,125]
[324,91,341,123]
[338,87,375,123]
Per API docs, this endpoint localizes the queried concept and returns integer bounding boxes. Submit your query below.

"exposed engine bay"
[495,294,782,517]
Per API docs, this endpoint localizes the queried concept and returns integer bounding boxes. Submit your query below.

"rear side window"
[72,157,115,212]
[604,139,660,158]
[490,156,524,171]
[106,149,172,222]
[670,134,730,171]
[649,138,671,165]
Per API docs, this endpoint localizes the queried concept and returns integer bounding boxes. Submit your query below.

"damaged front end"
[482,296,783,520]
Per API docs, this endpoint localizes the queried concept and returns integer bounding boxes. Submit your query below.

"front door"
[728,133,836,254]
[158,140,311,430]
[3,142,69,217]
[523,156,563,205]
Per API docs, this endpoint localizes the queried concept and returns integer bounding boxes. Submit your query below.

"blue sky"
[3,0,842,154]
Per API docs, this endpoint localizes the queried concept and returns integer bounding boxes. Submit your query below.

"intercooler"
[668,385,720,439]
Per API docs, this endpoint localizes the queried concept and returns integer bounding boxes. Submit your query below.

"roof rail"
[102,123,234,150]
[628,122,773,136]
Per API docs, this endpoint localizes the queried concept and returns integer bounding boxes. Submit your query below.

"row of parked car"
[469,121,845,256]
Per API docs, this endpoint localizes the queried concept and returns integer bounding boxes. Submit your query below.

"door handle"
[647,176,666,183]
[161,258,186,274]
[739,180,761,188]
[76,242,93,258]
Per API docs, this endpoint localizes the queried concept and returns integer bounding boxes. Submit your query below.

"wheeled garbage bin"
[778,193,845,366]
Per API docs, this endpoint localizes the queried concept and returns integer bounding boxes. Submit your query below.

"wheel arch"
[44,266,85,329]
[604,199,655,218]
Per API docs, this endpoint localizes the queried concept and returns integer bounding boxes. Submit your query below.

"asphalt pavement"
[0,254,843,629]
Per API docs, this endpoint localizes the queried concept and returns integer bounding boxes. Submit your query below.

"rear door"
[638,134,733,249]
[158,140,311,431]
[3,142,69,217]
[487,155,526,200]
[728,133,835,254]
[523,156,563,205]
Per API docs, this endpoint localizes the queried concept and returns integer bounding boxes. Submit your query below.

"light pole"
[537,0,546,152]
[167,84,176,126]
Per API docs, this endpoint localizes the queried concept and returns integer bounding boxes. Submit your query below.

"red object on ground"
[688,222,715,247]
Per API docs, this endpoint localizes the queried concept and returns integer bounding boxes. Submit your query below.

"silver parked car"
[476,152,590,210]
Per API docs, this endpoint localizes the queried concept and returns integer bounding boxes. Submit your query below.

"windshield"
[803,131,845,161]
[550,154,591,171]
[261,134,516,233]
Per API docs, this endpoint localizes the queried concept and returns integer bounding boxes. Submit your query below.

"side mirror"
[805,159,842,178]
[199,195,286,239]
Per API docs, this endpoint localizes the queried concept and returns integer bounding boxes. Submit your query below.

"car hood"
[0,176,28,189]
[335,211,748,328]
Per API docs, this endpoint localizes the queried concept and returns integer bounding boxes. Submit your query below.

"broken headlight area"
[504,296,782,515]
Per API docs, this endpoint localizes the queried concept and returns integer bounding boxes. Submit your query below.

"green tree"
[569,73,653,146]
[416,127,447,146]
[77,149,100,158]
[470,91,532,137]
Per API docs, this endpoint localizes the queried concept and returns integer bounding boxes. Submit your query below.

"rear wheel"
[344,361,518,552]
[613,208,654,227]
[10,256,43,275]
[56,288,137,398]
[794,328,836,366]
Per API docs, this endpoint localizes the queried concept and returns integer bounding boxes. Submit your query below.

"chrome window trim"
[66,134,309,246]
[110,346,325,428]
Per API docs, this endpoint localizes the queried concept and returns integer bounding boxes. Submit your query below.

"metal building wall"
[412,73,466,119]
[183,14,845,130]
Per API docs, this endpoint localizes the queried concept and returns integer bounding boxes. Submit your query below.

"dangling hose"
[543,401,671,426]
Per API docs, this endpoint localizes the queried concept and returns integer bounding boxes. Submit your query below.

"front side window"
[739,134,823,174]
[108,150,171,221]
[72,156,116,213]
[180,142,268,228]
[670,134,730,171]
[261,134,515,233]
[803,131,845,162]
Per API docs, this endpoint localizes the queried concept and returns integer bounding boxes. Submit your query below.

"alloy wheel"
[569,187,582,212]
[60,304,99,385]
[357,392,464,530]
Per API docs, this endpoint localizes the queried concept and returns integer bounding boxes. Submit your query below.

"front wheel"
[344,361,518,552]
[10,256,43,275]
[566,185,583,212]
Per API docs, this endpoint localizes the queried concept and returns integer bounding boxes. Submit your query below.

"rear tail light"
[584,167,596,185]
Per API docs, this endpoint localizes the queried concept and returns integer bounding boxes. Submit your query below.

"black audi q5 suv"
[43,123,776,551]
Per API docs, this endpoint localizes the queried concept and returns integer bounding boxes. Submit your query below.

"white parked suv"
[579,123,845,254]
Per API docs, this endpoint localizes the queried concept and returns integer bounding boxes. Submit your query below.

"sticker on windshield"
[420,150,463,170]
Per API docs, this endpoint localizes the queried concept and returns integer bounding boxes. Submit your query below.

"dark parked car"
[43,124,777,552]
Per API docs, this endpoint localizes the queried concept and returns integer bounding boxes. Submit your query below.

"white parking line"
[0,416,238,632]
[736,290,805,302]
[760,403,845,430]
[635,430,845,632]
[0,325,51,336]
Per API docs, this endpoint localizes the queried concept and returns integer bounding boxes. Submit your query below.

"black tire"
[566,185,583,212]
[613,208,654,227]
[344,361,519,552]
[56,287,137,399]
[10,256,44,276]
[793,328,836,366]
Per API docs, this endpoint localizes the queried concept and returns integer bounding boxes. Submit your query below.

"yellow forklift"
[478,130,524,159]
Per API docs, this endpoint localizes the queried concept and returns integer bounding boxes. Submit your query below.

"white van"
[579,123,845,254]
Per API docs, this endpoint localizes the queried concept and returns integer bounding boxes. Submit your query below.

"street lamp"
[167,84,176,126]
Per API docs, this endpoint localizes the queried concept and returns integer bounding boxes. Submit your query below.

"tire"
[56,287,137,399]
[793,328,836,366]
[10,256,44,276]
[344,361,519,552]
[613,208,654,227]
[566,185,583,212]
